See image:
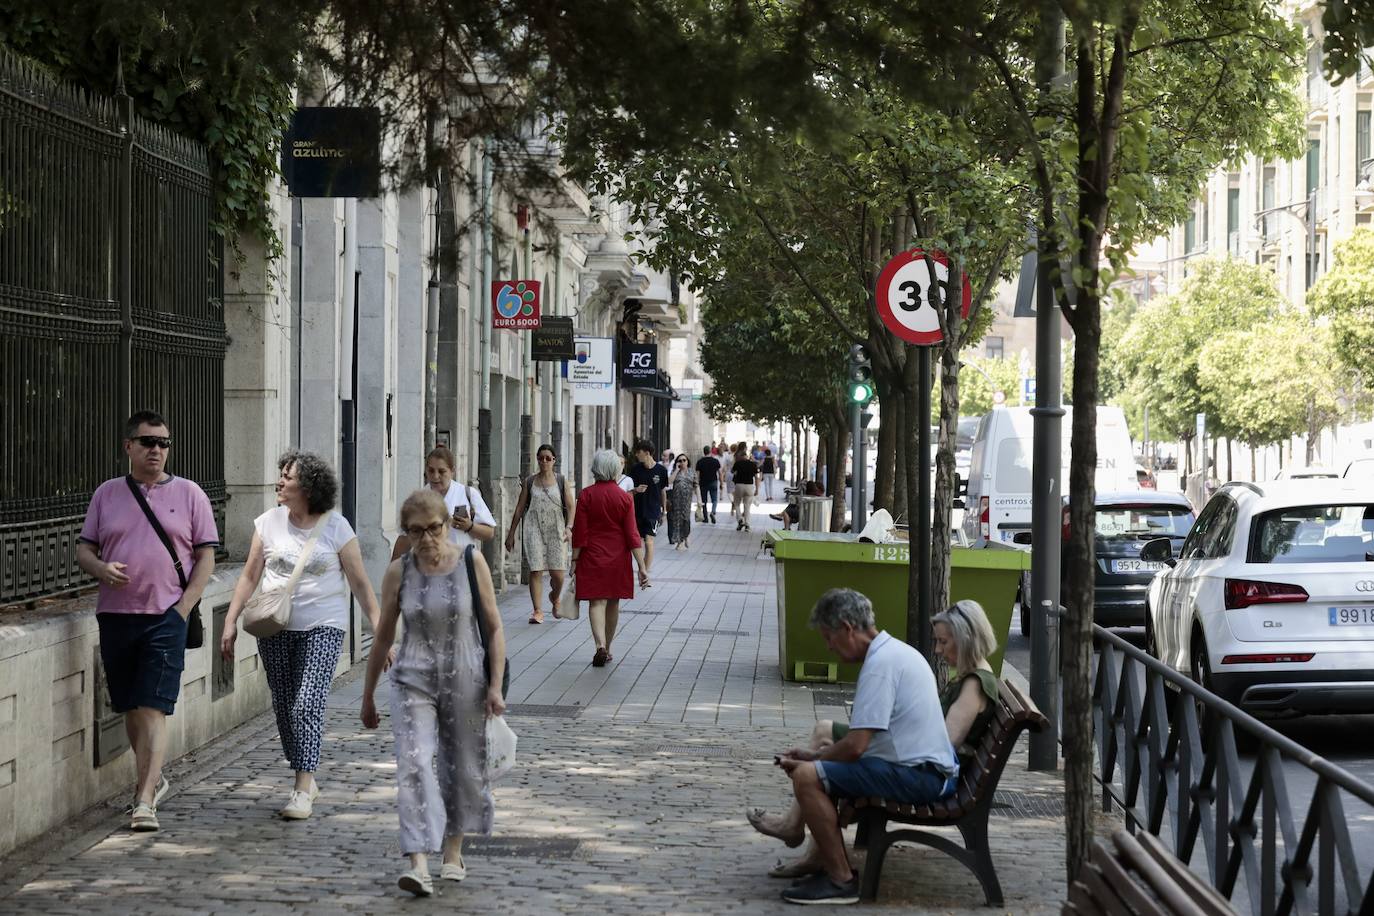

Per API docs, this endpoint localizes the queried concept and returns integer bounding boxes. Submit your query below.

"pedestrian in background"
[362,488,505,898]
[695,446,722,523]
[627,439,669,572]
[392,446,495,559]
[732,445,760,532]
[505,444,576,624]
[572,450,651,667]
[721,444,737,516]
[760,448,777,501]
[221,450,391,820]
[667,454,696,550]
[76,410,218,832]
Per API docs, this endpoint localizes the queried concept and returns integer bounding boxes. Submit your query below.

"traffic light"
[848,343,874,406]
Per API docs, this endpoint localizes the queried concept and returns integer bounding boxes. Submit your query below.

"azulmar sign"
[282,107,381,198]
[619,343,658,387]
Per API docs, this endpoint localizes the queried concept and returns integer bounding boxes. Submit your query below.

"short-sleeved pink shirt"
[79,475,220,615]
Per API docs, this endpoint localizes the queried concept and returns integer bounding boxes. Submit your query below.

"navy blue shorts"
[97,608,187,715]
[815,757,957,806]
[637,516,659,538]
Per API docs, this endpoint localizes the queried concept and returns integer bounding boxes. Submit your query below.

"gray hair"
[590,449,622,483]
[808,588,876,632]
[932,599,998,674]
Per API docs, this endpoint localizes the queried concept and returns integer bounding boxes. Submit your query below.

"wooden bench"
[836,678,1047,905]
[1065,828,1234,915]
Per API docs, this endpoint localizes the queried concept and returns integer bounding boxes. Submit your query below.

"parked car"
[1015,490,1194,635]
[1273,465,1339,481]
[1344,455,1374,482]
[1142,479,1374,715]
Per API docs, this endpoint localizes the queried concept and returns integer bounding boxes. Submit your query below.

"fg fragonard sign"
[491,280,541,329]
[282,107,381,198]
[619,343,658,387]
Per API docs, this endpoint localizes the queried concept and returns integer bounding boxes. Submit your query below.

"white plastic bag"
[555,574,580,620]
[486,715,517,781]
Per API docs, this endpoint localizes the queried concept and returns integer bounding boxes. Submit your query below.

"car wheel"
[1144,606,1158,659]
[1188,629,1212,694]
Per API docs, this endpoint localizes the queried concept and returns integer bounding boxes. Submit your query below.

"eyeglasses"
[405,522,447,540]
[131,436,172,449]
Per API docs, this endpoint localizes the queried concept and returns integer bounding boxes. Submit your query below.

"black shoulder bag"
[125,476,205,649]
[464,544,510,698]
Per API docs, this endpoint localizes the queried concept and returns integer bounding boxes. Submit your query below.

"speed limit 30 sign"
[875,248,972,345]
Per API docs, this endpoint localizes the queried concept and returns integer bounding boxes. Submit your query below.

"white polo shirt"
[848,631,958,775]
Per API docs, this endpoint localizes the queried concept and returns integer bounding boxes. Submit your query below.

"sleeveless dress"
[667,471,695,544]
[522,479,568,571]
[388,553,493,853]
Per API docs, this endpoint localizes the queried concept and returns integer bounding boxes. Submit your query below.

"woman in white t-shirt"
[221,450,392,821]
[391,446,496,559]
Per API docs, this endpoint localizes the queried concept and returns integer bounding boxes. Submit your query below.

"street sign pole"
[916,345,933,659]
[850,399,864,531]
[1028,2,1064,773]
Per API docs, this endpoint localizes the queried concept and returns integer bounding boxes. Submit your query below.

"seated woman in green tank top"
[747,599,1000,879]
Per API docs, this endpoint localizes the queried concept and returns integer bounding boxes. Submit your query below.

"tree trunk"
[1062,297,1102,888]
[892,393,908,523]
[1183,433,1193,476]
[931,344,961,616]
[816,431,828,491]
[874,373,896,514]
[823,404,850,532]
[1250,444,1257,481]
[1225,438,1232,482]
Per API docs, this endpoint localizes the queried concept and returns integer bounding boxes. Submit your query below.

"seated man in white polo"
[774,588,958,905]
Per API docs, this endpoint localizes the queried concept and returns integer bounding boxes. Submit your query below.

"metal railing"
[1092,624,1374,914]
[0,47,225,604]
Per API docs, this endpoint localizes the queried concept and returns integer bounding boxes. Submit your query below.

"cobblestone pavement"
[0,505,1079,914]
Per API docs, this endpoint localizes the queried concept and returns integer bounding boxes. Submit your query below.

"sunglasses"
[406,522,447,540]
[131,436,172,449]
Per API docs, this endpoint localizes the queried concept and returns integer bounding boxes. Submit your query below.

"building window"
[1184,208,1196,253]
[1262,166,1277,238]
[1307,139,1321,197]
[1358,109,1372,180]
[985,336,1004,360]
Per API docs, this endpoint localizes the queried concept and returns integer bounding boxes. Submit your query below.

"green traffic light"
[849,383,873,403]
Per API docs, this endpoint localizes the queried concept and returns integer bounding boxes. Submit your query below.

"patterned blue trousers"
[259,627,345,772]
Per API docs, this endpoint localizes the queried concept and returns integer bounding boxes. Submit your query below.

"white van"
[959,405,1138,546]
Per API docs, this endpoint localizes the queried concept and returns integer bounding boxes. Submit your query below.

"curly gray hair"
[591,449,622,483]
[808,588,876,632]
[279,449,339,515]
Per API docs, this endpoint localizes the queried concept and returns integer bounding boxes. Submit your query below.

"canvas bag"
[242,514,328,638]
[555,573,580,620]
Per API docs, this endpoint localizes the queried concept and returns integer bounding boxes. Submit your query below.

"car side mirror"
[1140,537,1174,565]
[1012,531,1033,546]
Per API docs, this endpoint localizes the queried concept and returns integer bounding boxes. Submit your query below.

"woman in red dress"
[572,450,651,667]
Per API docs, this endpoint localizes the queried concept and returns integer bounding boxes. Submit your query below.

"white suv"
[1143,480,1374,714]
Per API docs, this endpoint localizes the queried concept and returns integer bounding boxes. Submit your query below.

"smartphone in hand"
[453,505,471,521]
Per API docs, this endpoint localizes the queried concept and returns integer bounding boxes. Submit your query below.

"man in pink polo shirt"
[76,410,218,832]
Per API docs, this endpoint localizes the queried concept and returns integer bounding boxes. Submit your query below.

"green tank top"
[940,668,999,754]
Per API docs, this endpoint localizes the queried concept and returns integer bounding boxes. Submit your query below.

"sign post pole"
[916,345,933,659]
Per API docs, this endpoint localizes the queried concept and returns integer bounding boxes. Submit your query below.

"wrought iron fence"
[1092,624,1374,915]
[0,48,225,604]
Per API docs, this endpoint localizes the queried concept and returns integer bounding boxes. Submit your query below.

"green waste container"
[767,530,1030,683]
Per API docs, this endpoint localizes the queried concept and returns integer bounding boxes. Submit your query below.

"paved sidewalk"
[0,506,1074,914]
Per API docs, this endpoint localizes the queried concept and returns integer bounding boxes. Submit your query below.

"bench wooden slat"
[1066,880,1112,916]
[1090,840,1169,916]
[1130,831,1233,916]
[1065,829,1236,916]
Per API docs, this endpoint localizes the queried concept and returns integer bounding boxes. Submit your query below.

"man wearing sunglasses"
[76,410,218,832]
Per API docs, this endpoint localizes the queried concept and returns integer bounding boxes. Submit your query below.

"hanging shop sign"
[532,316,575,361]
[619,343,658,387]
[569,337,616,406]
[491,280,541,329]
[874,247,972,345]
[282,107,381,198]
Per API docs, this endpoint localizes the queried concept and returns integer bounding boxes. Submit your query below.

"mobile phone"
[773,755,782,765]
[453,505,470,521]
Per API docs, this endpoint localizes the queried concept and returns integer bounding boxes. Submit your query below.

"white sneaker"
[399,868,434,897]
[154,775,170,807]
[441,857,467,882]
[130,802,159,832]
[279,787,315,820]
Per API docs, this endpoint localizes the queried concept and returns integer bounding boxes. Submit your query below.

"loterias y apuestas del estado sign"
[282,107,381,198]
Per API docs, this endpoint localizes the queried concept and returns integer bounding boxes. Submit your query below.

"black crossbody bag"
[464,544,509,698]
[125,475,204,649]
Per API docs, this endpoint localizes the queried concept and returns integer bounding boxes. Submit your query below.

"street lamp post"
[1253,192,1317,288]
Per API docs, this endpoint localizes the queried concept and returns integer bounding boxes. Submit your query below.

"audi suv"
[1143,480,1374,714]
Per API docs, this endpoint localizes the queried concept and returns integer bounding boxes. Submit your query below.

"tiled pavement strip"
[0,500,1083,914]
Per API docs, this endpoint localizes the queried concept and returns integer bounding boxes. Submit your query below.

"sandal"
[592,647,609,667]
[746,807,805,847]
[768,859,824,880]
[528,611,544,624]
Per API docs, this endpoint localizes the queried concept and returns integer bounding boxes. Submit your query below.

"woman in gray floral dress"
[505,444,576,624]
[667,455,696,550]
[362,488,506,898]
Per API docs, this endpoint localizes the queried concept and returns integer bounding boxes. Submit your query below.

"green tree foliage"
[1114,259,1286,448]
[1309,227,1374,378]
